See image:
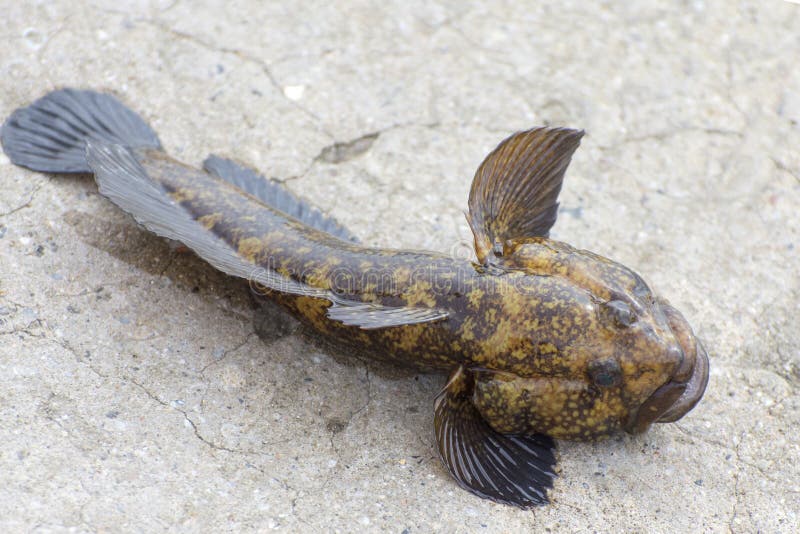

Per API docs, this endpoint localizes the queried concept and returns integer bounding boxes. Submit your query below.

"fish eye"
[588,359,622,387]
[606,300,636,327]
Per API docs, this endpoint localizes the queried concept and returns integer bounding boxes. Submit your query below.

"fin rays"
[1,88,161,173]
[467,127,583,264]
[434,367,556,508]
[86,141,447,331]
[203,155,360,243]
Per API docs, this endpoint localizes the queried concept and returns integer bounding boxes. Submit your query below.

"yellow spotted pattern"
[135,149,689,441]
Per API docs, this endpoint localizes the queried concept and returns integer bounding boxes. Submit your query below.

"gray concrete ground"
[1,1,798,532]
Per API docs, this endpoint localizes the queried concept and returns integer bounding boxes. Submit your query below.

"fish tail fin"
[1,88,162,174]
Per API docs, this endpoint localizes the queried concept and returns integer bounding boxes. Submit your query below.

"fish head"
[470,238,709,440]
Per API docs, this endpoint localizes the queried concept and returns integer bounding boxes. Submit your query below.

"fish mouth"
[625,302,710,434]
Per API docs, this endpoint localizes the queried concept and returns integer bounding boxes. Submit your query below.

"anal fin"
[86,142,446,331]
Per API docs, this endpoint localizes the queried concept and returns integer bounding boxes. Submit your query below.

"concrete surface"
[1,1,798,532]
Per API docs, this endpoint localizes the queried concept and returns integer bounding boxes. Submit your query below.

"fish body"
[1,89,709,508]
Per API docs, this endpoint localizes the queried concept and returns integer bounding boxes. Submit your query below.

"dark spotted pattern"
[1,88,710,509]
[134,148,701,440]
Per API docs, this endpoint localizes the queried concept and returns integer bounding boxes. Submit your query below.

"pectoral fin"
[433,366,556,508]
[326,301,448,329]
[467,127,583,265]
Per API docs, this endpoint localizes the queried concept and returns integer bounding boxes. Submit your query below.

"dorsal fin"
[203,155,359,243]
[466,127,583,265]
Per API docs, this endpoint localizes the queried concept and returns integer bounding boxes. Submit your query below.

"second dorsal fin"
[203,155,359,243]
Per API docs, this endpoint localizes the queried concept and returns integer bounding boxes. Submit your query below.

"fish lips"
[625,302,710,434]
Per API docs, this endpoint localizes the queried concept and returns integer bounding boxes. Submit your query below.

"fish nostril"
[659,301,698,383]
[606,300,636,327]
[669,342,693,382]
[667,343,682,362]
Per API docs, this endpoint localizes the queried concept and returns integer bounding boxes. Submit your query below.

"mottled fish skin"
[1,89,710,509]
[134,147,695,440]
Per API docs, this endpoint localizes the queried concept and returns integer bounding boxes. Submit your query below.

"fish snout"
[625,301,710,434]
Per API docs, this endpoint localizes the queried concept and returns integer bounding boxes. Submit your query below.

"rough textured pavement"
[1,1,798,532]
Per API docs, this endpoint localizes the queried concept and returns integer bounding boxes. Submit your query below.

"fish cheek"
[473,371,582,435]
[470,371,618,439]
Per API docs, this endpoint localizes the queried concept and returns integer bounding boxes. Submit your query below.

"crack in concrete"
[42,281,138,300]
[128,374,288,457]
[0,180,44,218]
[77,485,97,534]
[421,8,518,72]
[719,363,794,391]
[0,307,46,339]
[35,17,70,67]
[199,331,256,375]
[7,292,289,462]
[38,392,96,458]
[727,431,745,533]
[352,365,373,421]
[326,363,372,444]
[197,330,256,418]
[316,132,380,164]
[772,157,800,184]
[155,251,177,278]
[142,19,336,141]
[129,16,443,193]
[595,126,744,151]
[672,423,783,484]
[127,377,240,455]
[282,120,439,184]
[722,45,750,126]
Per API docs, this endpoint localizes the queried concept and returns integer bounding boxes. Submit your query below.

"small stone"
[22,27,44,49]
[282,85,305,101]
